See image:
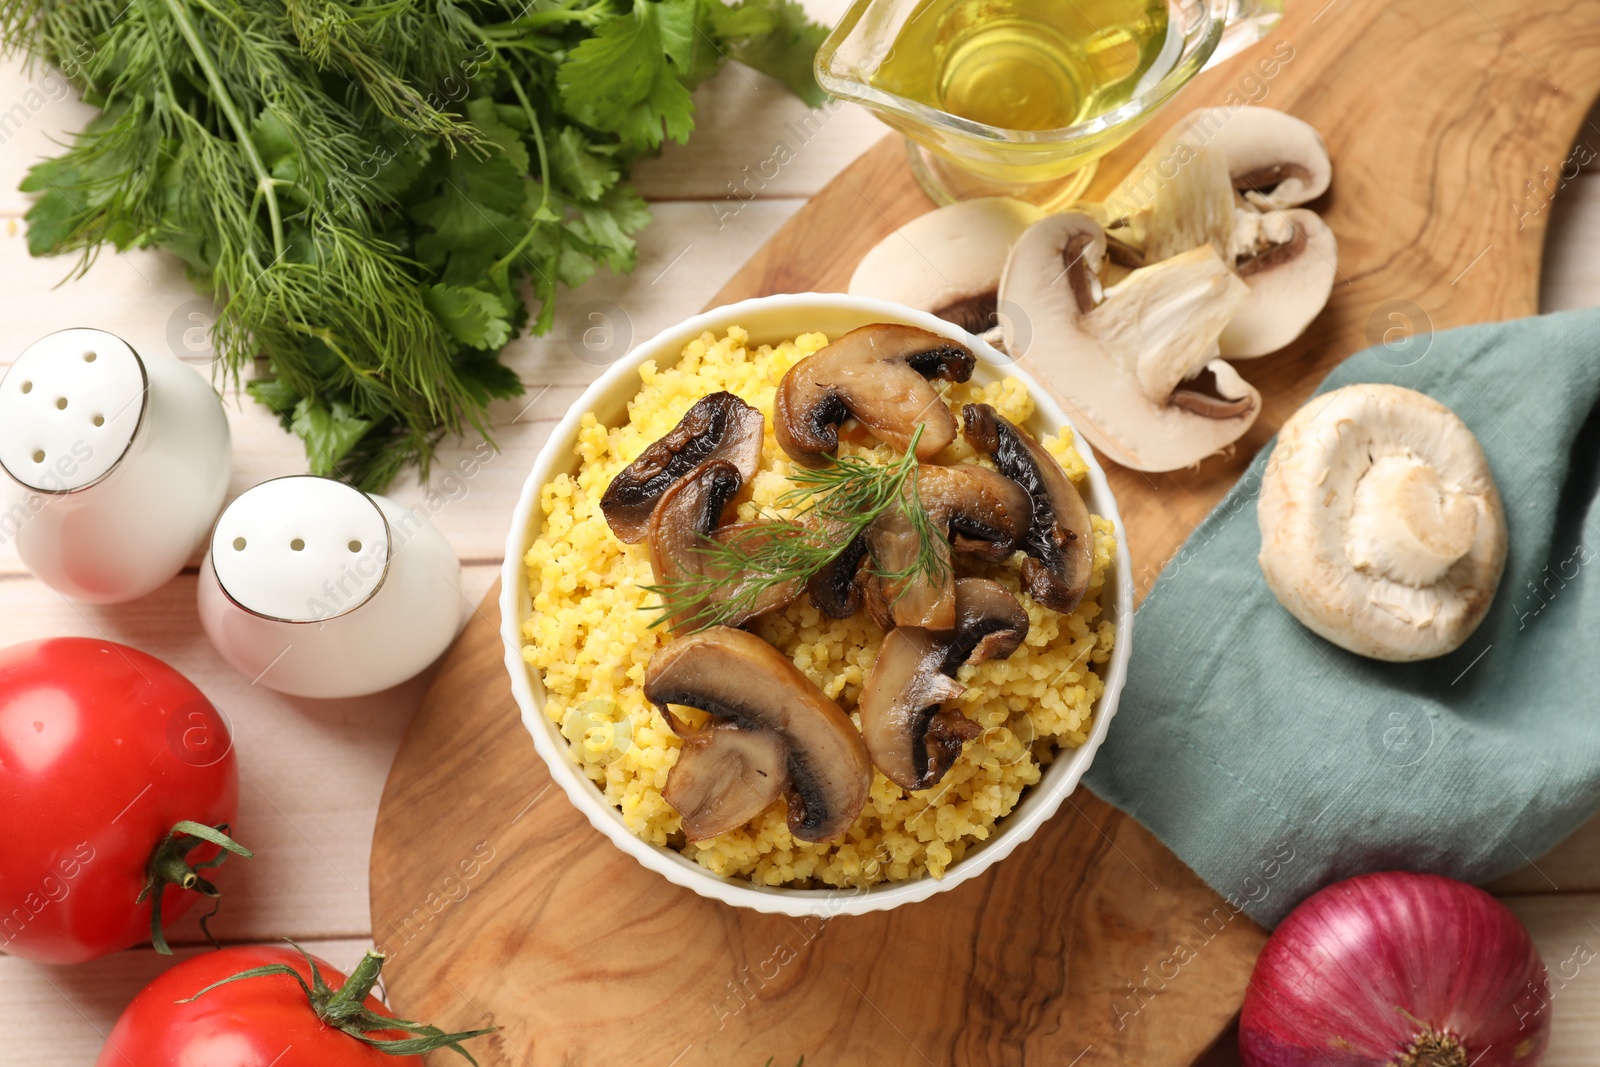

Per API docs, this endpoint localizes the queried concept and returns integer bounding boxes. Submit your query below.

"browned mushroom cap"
[648,461,802,631]
[859,579,1028,791]
[963,404,1094,614]
[917,464,1034,563]
[602,392,764,542]
[662,723,788,842]
[645,627,872,843]
[775,324,976,467]
[943,577,1030,669]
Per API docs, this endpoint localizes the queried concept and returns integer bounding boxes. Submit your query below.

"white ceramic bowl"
[500,294,1134,917]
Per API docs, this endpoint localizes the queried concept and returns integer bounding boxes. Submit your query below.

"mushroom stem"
[1346,454,1479,587]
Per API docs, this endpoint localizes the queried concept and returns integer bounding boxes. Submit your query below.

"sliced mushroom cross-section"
[647,460,802,631]
[998,212,1260,472]
[809,463,1033,625]
[661,723,788,842]
[963,404,1095,614]
[645,627,872,843]
[846,198,1045,335]
[775,323,976,467]
[918,463,1035,562]
[862,494,956,632]
[859,579,1029,791]
[601,391,764,542]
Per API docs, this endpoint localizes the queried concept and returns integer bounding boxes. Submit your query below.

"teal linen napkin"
[1082,306,1600,927]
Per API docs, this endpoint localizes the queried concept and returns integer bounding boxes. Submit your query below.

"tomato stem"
[137,820,253,955]
[180,942,497,1063]
[325,950,386,1009]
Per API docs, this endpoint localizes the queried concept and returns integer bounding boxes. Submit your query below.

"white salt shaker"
[197,475,463,698]
[0,328,231,603]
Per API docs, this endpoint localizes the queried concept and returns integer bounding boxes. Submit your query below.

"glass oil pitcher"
[816,0,1284,209]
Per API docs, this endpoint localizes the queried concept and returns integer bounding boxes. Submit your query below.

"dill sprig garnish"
[645,428,951,632]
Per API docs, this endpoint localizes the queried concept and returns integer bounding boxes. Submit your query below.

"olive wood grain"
[370,1,1600,1062]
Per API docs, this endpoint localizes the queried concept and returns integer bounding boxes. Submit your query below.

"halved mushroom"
[775,324,976,467]
[1220,207,1338,358]
[943,577,1032,670]
[859,579,1029,791]
[963,404,1095,613]
[662,723,788,842]
[1095,107,1336,360]
[648,460,801,631]
[602,392,764,542]
[1207,109,1337,359]
[847,198,1044,336]
[998,212,1260,472]
[1257,384,1507,662]
[1186,105,1331,211]
[645,627,873,842]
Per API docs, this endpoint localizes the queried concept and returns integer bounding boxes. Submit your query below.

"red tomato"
[97,946,484,1067]
[0,638,240,964]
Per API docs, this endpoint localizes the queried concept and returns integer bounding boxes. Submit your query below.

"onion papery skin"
[1239,872,1550,1067]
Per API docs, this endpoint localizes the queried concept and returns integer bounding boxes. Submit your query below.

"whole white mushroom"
[1257,384,1508,661]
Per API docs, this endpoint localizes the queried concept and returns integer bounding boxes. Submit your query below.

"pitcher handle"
[1206,0,1285,69]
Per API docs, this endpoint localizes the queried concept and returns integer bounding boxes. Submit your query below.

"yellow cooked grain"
[522,327,1117,889]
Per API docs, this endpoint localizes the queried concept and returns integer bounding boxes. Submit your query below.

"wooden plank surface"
[2,0,1600,1060]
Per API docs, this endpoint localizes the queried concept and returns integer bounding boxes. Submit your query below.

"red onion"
[1240,872,1550,1067]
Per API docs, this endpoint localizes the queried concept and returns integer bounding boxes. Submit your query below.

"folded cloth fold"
[1083,307,1600,927]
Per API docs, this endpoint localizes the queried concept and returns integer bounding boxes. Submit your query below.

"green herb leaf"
[424,284,516,350]
[551,125,620,201]
[714,0,831,106]
[558,1,697,149]
[290,398,375,474]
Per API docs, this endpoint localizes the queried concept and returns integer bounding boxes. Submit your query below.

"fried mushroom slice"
[859,579,1029,791]
[963,404,1095,614]
[645,627,872,843]
[775,324,976,467]
[602,392,764,542]
[917,463,1035,563]
[662,723,788,842]
[807,526,872,619]
[817,464,1033,626]
[859,493,957,632]
[648,461,801,631]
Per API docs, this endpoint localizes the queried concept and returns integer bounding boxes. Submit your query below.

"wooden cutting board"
[370,2,1600,1063]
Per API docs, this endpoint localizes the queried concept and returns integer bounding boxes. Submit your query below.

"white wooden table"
[3,5,1599,1060]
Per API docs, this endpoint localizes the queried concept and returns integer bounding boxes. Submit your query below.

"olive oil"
[871,0,1172,132]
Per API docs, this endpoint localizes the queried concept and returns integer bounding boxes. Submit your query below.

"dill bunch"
[3,0,828,489]
[646,432,951,632]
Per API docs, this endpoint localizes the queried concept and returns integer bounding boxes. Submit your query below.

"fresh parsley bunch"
[4,0,827,489]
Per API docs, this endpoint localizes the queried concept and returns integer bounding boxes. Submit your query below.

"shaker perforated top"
[0,329,147,492]
[210,476,392,623]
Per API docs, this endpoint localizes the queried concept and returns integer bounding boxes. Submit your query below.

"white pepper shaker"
[197,475,463,698]
[0,328,231,603]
